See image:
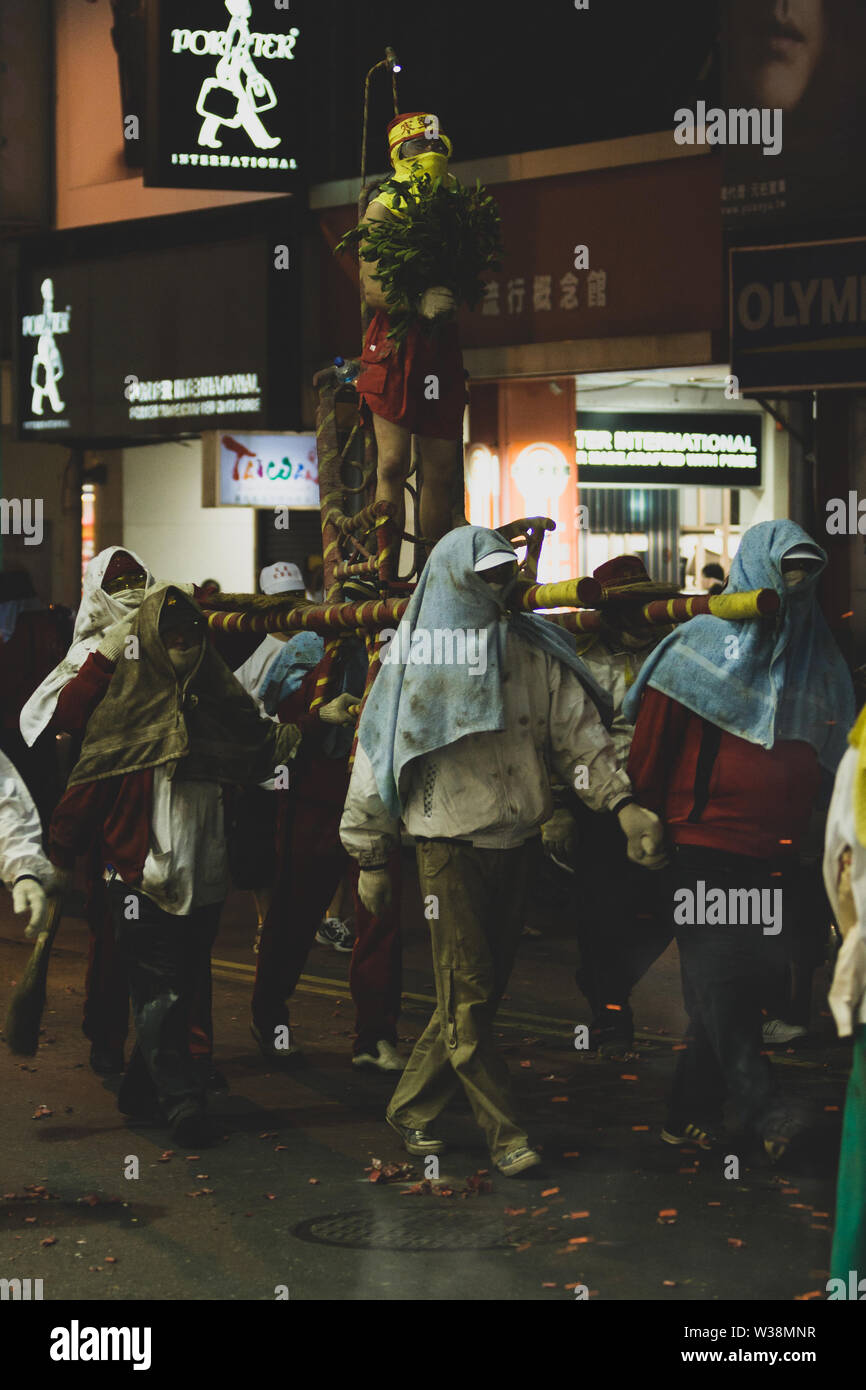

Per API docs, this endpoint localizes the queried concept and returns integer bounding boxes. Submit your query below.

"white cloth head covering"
[259,562,305,595]
[19,545,154,747]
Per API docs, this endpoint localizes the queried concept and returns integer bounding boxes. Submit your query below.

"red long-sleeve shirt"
[48,651,321,880]
[627,687,820,859]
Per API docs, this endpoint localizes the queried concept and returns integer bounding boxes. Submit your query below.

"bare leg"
[416,436,461,546]
[372,413,413,534]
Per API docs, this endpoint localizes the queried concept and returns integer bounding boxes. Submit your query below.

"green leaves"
[334,177,503,346]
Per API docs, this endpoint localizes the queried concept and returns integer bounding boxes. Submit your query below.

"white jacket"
[340,632,632,865]
[580,642,652,770]
[0,751,52,886]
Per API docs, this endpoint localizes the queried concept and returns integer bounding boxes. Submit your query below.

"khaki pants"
[388,838,533,1162]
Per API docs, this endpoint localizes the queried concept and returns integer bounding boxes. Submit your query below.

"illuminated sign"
[15,202,299,443]
[20,279,72,433]
[576,411,762,487]
[145,0,304,191]
[730,238,866,393]
[204,431,319,508]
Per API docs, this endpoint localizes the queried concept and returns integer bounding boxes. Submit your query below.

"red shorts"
[356,311,466,440]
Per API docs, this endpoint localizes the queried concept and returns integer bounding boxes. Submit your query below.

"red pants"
[251,794,402,1056]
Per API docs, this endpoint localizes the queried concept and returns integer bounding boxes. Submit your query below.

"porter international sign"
[144,0,304,191]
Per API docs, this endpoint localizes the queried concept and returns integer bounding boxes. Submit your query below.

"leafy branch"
[336,175,503,345]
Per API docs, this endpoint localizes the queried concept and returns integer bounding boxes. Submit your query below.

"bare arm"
[358,201,397,313]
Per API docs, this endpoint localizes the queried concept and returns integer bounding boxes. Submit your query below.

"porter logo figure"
[195,0,281,151]
[28,279,67,417]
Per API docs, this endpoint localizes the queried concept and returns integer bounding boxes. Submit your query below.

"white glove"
[420,286,456,320]
[357,868,392,917]
[541,809,576,871]
[96,614,137,663]
[616,802,668,870]
[12,878,48,939]
[320,692,361,726]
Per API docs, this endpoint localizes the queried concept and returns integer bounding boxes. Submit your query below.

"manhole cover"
[292,1207,561,1251]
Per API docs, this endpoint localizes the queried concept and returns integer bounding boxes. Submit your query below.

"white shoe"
[762,1019,808,1045]
[352,1041,405,1072]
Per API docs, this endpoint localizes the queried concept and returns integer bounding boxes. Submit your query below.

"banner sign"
[15,204,299,442]
[144,0,305,191]
[576,410,762,487]
[205,430,320,508]
[730,237,866,393]
[720,0,866,230]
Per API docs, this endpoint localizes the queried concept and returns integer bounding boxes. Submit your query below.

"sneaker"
[496,1146,542,1177]
[385,1111,446,1156]
[250,1020,304,1064]
[661,1121,723,1151]
[762,1019,808,1045]
[589,1004,634,1056]
[352,1041,405,1072]
[316,917,355,953]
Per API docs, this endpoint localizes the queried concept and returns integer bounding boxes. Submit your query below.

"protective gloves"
[12,878,48,939]
[616,802,668,870]
[357,868,392,917]
[420,286,456,319]
[541,808,577,871]
[320,692,361,726]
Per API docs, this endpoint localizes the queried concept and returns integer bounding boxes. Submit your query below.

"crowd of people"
[0,516,864,1279]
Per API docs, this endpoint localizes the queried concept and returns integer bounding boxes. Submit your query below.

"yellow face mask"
[391,145,452,185]
[387,113,452,185]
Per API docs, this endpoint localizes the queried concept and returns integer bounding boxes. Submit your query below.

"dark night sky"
[303,0,721,181]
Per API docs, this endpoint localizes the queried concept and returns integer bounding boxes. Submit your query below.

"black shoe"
[589,1004,634,1056]
[89,1043,125,1076]
[170,1110,220,1148]
[250,1020,304,1064]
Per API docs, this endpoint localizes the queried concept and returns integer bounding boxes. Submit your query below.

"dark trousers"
[572,804,672,1014]
[667,847,793,1138]
[251,799,402,1055]
[82,880,130,1053]
[108,884,221,1124]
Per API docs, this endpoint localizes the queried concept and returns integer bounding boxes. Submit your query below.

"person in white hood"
[20,546,153,748]
[18,545,153,1076]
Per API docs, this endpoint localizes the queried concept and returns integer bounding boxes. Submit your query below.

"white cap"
[260,562,305,595]
[474,550,518,574]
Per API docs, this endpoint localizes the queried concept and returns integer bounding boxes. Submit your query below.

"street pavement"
[0,859,849,1303]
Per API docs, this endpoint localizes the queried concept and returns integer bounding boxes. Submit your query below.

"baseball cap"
[260,562,306,595]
